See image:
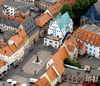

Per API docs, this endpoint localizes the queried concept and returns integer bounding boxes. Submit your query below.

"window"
[88,35,91,38]
[96,38,98,40]
[90,41,93,43]
[78,30,80,33]
[49,41,52,43]
[90,48,92,50]
[85,33,87,36]
[57,35,59,38]
[81,32,83,34]
[76,35,78,37]
[73,34,75,36]
[45,39,47,41]
[93,53,95,57]
[55,45,57,48]
[83,38,85,40]
[55,42,57,44]
[45,42,47,45]
[92,36,95,39]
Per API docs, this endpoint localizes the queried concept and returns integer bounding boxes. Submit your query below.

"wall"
[44,37,61,49]
[48,21,63,39]
[3,5,15,17]
[0,64,8,74]
[29,31,39,47]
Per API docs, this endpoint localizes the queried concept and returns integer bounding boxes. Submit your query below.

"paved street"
[3,38,56,86]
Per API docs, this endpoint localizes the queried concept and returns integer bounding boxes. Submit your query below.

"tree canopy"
[72,0,97,24]
[97,76,100,86]
[60,4,75,20]
[71,60,80,68]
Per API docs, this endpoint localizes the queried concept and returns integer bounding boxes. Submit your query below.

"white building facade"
[3,5,16,17]
[44,12,73,49]
[74,24,100,59]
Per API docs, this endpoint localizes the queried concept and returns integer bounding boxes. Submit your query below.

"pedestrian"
[20,67,23,72]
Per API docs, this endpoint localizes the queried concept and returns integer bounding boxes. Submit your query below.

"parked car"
[21,84,27,86]
[29,78,38,84]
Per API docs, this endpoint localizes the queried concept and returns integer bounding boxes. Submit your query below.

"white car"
[29,78,38,84]
[97,67,100,71]
[21,84,27,86]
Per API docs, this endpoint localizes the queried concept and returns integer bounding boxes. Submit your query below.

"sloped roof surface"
[82,2,100,23]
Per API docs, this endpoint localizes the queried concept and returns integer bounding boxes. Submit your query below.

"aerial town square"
[0,0,100,86]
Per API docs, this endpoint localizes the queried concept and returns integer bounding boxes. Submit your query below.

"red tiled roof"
[1,14,25,23]
[36,0,76,29]
[48,2,63,17]
[18,29,27,38]
[53,61,65,75]
[36,13,52,28]
[59,0,76,6]
[0,59,6,68]
[52,47,69,62]
[0,0,4,5]
[0,42,7,47]
[74,27,100,47]
[34,77,50,86]
[9,35,23,47]
[0,46,13,56]
[0,29,28,56]
[9,43,17,53]
[77,41,85,49]
[52,47,69,75]
[65,36,78,52]
[46,67,58,82]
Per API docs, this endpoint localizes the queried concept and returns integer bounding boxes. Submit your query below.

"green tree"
[97,76,100,86]
[64,58,71,65]
[60,4,75,20]
[71,60,80,67]
[89,0,97,5]
[72,0,97,25]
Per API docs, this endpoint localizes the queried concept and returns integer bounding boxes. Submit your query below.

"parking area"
[78,56,100,69]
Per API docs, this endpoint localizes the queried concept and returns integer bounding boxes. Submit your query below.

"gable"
[56,12,72,32]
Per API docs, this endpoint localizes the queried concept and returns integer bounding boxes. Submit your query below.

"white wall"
[3,5,16,17]
[85,43,100,59]
[0,64,8,74]
[0,39,29,66]
[48,21,63,39]
[44,38,60,49]
[77,38,100,59]
[46,59,54,70]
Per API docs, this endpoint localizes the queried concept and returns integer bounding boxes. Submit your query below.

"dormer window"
[85,33,87,36]
[81,32,83,34]
[78,30,80,33]
[88,35,91,38]
[92,36,95,39]
[96,38,98,40]
[90,41,93,43]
